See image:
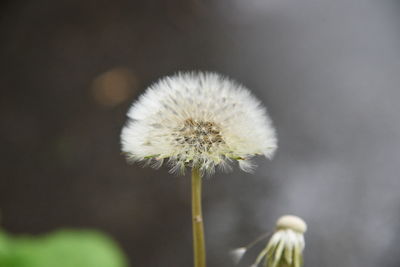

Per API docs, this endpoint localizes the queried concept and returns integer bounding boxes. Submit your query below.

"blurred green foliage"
[0,229,128,267]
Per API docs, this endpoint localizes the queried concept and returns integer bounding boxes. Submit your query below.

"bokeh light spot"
[91,68,138,107]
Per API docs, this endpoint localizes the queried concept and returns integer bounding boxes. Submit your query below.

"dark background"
[1,0,400,266]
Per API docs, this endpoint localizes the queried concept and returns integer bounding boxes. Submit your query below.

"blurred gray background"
[1,0,400,266]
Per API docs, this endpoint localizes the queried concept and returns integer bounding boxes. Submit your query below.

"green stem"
[192,167,206,267]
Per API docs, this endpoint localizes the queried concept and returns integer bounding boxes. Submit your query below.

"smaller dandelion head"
[120,72,277,175]
[276,215,307,234]
[252,215,307,267]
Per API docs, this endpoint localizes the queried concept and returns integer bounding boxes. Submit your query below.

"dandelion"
[120,72,277,267]
[252,215,307,267]
[121,72,277,175]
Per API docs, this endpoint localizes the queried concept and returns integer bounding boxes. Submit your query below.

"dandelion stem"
[192,167,206,267]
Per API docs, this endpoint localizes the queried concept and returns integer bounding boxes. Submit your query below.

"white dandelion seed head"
[252,215,306,267]
[120,71,277,175]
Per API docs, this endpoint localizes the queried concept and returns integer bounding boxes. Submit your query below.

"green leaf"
[0,229,128,267]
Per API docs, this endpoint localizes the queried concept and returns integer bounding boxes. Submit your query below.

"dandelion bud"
[276,215,307,234]
[252,215,307,267]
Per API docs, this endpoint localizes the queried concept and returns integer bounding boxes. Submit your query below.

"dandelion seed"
[120,72,277,175]
[230,247,247,264]
[230,231,272,265]
[252,215,307,267]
